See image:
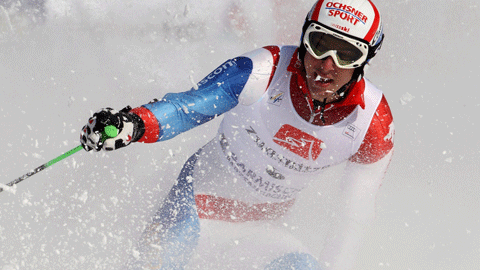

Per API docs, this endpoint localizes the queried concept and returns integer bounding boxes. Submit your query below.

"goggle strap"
[367,33,384,60]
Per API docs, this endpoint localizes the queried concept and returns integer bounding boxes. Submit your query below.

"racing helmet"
[299,0,384,71]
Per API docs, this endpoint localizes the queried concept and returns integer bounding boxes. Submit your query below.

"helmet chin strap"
[309,65,364,124]
[331,64,364,102]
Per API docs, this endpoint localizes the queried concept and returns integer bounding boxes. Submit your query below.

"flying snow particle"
[101,234,107,246]
[131,248,140,260]
[78,191,88,203]
[22,197,32,206]
[0,183,16,195]
[384,122,394,141]
[190,74,199,90]
[44,205,53,217]
[68,96,75,107]
[110,196,119,206]
[400,92,415,105]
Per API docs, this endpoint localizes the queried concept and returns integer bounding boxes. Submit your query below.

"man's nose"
[319,56,337,71]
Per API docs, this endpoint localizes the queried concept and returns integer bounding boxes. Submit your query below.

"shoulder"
[238,46,281,78]
[237,45,296,105]
[350,84,395,164]
[240,45,281,65]
[239,45,297,73]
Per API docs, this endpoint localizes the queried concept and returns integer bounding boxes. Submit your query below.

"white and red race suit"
[126,45,394,270]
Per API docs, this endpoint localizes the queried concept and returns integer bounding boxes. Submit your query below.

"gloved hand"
[80,106,145,151]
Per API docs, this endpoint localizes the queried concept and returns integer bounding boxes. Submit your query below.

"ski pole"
[0,125,118,194]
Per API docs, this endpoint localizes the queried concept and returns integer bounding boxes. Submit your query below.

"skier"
[80,0,394,269]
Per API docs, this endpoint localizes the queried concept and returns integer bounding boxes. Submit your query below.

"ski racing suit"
[124,45,395,270]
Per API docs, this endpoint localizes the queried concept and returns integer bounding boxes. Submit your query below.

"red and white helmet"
[300,0,384,67]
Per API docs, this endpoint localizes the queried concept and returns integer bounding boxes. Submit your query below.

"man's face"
[303,51,355,102]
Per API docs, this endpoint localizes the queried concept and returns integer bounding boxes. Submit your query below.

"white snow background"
[0,0,479,269]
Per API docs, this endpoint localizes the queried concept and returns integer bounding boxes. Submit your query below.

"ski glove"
[80,106,145,151]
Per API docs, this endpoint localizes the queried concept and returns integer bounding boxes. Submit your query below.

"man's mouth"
[314,74,333,84]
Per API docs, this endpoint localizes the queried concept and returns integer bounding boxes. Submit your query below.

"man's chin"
[310,91,334,101]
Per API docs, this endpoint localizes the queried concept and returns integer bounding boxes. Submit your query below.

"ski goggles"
[303,22,369,69]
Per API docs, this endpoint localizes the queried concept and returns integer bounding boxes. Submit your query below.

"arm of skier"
[131,46,280,143]
[80,46,280,151]
[317,95,395,270]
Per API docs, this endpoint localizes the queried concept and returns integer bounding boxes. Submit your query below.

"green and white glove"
[80,107,145,151]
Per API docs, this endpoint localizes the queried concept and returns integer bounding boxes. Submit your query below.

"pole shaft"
[1,145,83,193]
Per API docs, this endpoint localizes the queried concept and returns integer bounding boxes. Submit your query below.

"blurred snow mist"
[0,0,479,269]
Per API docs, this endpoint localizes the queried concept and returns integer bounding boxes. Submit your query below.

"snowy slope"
[0,0,479,269]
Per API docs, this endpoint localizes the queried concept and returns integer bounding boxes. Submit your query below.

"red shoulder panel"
[349,95,394,164]
[262,45,281,89]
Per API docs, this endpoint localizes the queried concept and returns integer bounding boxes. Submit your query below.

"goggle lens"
[308,32,363,65]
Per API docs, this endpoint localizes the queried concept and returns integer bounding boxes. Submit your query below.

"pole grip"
[101,125,118,142]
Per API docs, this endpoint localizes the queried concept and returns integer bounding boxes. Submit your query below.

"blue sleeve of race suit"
[142,56,254,141]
